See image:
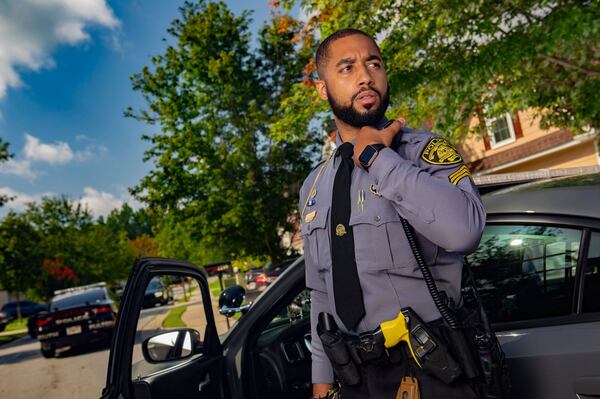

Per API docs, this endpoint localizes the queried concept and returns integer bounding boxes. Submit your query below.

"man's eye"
[340,66,352,73]
[369,62,381,69]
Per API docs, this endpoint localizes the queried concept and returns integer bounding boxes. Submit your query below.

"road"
[0,306,167,399]
[0,281,233,398]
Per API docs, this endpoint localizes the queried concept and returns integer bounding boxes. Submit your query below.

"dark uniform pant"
[340,358,481,399]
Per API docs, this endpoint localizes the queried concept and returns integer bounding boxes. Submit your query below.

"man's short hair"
[315,28,379,79]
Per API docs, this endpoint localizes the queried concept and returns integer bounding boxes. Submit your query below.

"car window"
[145,278,163,292]
[583,232,600,313]
[131,274,224,380]
[467,224,581,324]
[49,288,108,311]
[263,289,311,332]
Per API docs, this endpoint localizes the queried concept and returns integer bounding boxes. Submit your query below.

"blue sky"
[0,0,275,217]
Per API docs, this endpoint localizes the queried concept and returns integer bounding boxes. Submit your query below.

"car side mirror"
[142,328,203,363]
[218,285,251,318]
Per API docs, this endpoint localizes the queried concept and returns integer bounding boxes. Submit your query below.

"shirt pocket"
[300,206,331,272]
[349,205,398,271]
[386,221,438,274]
[349,204,438,273]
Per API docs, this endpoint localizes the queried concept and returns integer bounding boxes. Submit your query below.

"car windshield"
[145,279,162,292]
[263,259,294,273]
[49,288,107,311]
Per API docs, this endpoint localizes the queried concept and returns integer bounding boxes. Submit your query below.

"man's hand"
[313,383,332,398]
[353,118,404,168]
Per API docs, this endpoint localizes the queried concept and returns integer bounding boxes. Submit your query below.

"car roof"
[482,173,600,219]
[51,286,106,301]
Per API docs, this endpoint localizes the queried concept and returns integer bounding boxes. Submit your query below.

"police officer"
[299,29,486,399]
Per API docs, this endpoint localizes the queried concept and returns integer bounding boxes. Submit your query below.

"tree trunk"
[15,291,22,321]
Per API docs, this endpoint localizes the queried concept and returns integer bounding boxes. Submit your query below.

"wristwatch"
[358,143,386,171]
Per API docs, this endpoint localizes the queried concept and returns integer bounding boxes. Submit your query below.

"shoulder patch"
[420,138,463,165]
[448,165,471,185]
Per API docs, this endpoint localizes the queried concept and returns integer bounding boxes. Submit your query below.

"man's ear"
[315,79,328,101]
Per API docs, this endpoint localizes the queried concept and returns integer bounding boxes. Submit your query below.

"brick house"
[458,109,600,180]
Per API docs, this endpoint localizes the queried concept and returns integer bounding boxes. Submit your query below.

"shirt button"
[374,215,381,222]
[397,195,402,201]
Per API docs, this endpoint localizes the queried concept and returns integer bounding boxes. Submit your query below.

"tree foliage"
[0,198,136,300]
[101,204,155,239]
[277,0,600,141]
[0,213,43,301]
[0,138,13,207]
[128,1,317,262]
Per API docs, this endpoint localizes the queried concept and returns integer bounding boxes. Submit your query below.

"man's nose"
[357,64,374,87]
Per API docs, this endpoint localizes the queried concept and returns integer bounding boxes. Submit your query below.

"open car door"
[101,258,225,399]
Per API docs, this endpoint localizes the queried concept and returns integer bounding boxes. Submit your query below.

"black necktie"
[331,142,365,330]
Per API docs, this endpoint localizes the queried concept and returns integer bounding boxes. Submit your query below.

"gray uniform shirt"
[298,127,486,384]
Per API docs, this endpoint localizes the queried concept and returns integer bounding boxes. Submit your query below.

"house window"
[486,113,516,149]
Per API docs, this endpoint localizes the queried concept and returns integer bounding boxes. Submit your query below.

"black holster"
[317,313,361,386]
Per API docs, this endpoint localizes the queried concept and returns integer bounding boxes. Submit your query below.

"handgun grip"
[380,311,410,348]
[379,310,422,368]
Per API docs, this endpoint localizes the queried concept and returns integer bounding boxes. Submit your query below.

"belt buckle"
[357,334,375,353]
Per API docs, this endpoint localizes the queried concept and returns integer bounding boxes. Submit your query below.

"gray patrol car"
[101,173,600,399]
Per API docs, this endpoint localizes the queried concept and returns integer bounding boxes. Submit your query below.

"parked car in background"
[142,277,173,308]
[36,282,117,358]
[245,259,296,294]
[102,173,600,399]
[0,300,46,332]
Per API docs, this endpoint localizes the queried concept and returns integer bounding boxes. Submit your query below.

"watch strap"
[360,143,386,171]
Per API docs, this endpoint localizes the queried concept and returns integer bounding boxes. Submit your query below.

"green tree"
[129,234,160,258]
[128,1,316,262]
[277,0,600,141]
[0,139,13,207]
[23,197,135,299]
[101,204,155,239]
[0,213,43,318]
[154,215,206,266]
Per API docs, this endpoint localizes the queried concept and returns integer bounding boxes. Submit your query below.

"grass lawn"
[0,318,29,346]
[208,278,222,298]
[162,305,188,328]
[5,317,28,331]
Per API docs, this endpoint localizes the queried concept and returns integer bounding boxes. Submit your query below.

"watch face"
[359,145,378,168]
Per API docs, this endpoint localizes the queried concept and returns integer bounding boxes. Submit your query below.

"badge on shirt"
[421,138,462,165]
[448,165,471,185]
[369,184,382,197]
[304,210,317,223]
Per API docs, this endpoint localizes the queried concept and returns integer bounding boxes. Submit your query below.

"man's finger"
[382,118,405,137]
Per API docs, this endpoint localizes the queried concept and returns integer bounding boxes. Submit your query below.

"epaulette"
[391,127,437,151]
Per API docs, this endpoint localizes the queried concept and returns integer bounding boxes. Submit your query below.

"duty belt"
[343,329,403,366]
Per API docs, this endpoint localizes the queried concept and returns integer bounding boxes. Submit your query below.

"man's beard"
[327,85,390,128]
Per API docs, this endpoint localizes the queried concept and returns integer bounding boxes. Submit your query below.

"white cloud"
[23,133,107,164]
[1,186,140,217]
[75,187,124,217]
[24,133,75,164]
[0,187,54,212]
[0,0,120,98]
[0,158,39,180]
[0,133,107,181]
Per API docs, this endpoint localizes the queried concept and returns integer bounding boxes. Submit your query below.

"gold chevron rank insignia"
[421,138,463,165]
[448,165,471,185]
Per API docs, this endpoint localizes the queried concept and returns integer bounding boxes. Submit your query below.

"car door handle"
[198,373,211,392]
[575,376,600,398]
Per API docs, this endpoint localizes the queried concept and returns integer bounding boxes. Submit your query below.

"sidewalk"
[180,285,234,335]
[0,328,27,337]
